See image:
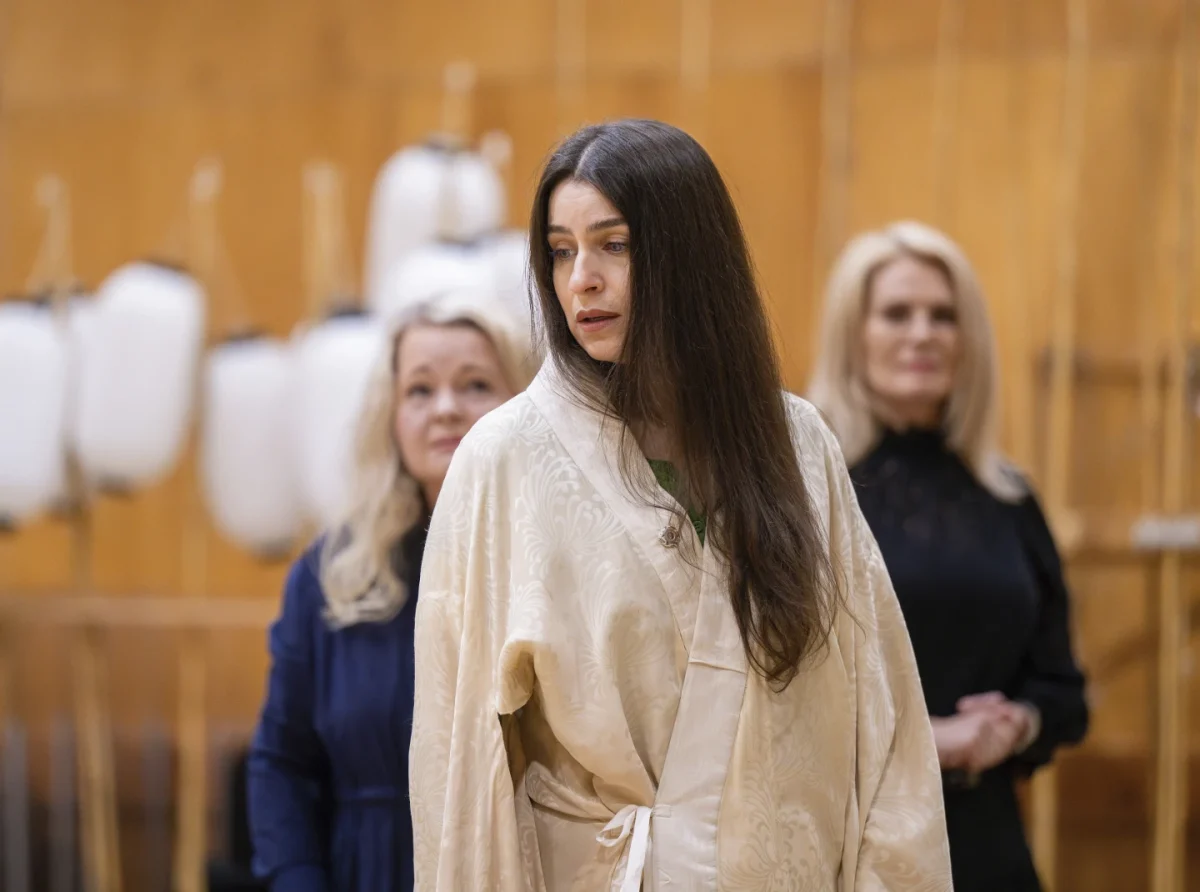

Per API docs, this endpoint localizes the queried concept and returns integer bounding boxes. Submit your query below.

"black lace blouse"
[850,427,1089,892]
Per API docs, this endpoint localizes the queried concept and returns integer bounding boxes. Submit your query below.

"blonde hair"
[807,220,1023,501]
[320,290,538,628]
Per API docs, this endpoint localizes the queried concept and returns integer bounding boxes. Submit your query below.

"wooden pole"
[302,163,342,320]
[32,171,126,892]
[26,174,74,299]
[1035,1,1089,886]
[811,0,855,317]
[679,0,713,145]
[931,0,962,231]
[73,622,120,892]
[555,0,586,137]
[171,159,226,892]
[1004,2,1035,474]
[1151,3,1199,889]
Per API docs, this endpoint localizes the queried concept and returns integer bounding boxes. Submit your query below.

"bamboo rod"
[327,165,355,303]
[931,0,963,230]
[302,163,345,320]
[25,175,74,298]
[170,166,225,892]
[49,717,78,892]
[50,181,122,891]
[302,165,327,321]
[2,717,30,892]
[172,632,207,892]
[189,159,252,337]
[1034,0,1090,885]
[440,61,476,146]
[1151,2,1199,889]
[0,625,10,753]
[680,0,713,145]
[811,0,855,318]
[73,625,120,892]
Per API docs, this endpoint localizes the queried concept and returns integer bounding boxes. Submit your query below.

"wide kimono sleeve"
[247,549,331,892]
[813,417,953,892]
[409,431,539,892]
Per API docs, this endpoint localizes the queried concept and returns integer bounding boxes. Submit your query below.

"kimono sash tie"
[598,804,671,892]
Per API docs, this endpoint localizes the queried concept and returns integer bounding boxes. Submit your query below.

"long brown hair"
[529,119,839,688]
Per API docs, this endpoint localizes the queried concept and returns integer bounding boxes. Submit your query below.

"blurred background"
[1,0,1199,890]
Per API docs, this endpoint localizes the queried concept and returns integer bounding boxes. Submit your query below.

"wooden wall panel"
[2,0,1199,888]
[710,0,822,69]
[707,69,821,386]
[847,64,937,231]
[585,0,682,75]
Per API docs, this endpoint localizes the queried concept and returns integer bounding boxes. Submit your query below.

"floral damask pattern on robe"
[410,363,952,892]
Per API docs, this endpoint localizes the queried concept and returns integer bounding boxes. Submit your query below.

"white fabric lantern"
[0,301,69,527]
[291,311,385,530]
[73,261,206,491]
[363,143,506,310]
[201,335,301,556]
[479,230,533,329]
[374,241,491,324]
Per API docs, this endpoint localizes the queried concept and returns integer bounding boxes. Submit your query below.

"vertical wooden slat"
[142,719,172,892]
[555,0,586,136]
[679,0,713,144]
[1035,0,1089,887]
[171,161,222,892]
[811,0,855,312]
[0,623,13,882]
[2,717,31,892]
[74,623,121,892]
[1151,3,1199,890]
[49,716,78,892]
[931,0,962,231]
[172,631,207,892]
[440,61,477,145]
[1004,1,1035,474]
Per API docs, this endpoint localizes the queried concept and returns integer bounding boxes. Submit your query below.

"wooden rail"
[0,596,276,892]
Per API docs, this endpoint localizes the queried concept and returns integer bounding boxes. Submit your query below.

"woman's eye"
[406,384,432,398]
[606,241,628,255]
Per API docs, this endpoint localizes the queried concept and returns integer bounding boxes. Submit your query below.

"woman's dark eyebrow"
[547,217,627,235]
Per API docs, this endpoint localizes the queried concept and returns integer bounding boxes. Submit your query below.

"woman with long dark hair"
[410,119,951,891]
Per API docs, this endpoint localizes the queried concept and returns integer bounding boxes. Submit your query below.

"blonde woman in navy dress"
[248,291,536,891]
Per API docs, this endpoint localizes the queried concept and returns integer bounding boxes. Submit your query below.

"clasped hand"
[932,691,1033,778]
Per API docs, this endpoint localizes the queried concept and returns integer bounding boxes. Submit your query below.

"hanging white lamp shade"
[447,150,507,239]
[48,292,98,512]
[201,334,301,557]
[363,143,506,311]
[373,241,491,324]
[73,261,206,491]
[291,310,385,530]
[479,230,533,329]
[0,300,70,529]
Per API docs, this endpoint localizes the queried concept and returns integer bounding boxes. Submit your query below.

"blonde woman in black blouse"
[809,220,1089,892]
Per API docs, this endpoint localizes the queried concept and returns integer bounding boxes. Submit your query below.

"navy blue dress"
[247,524,426,892]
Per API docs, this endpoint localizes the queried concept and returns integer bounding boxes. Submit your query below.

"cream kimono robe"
[411,363,952,891]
